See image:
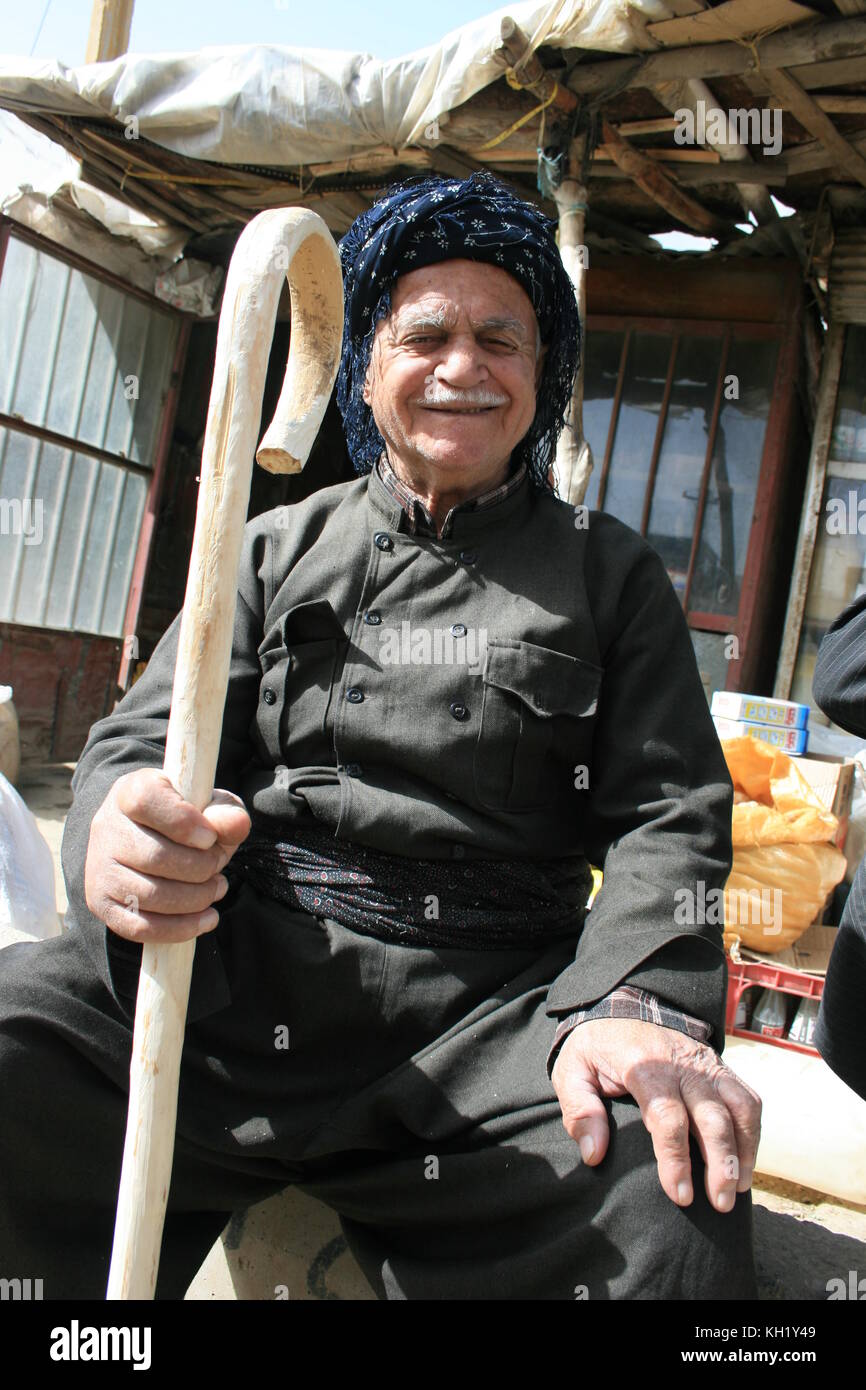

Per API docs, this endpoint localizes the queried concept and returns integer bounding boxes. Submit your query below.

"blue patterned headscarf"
[336,172,580,493]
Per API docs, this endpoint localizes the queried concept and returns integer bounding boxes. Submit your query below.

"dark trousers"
[0,883,757,1300]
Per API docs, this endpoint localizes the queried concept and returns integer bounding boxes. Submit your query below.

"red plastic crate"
[725,957,824,1057]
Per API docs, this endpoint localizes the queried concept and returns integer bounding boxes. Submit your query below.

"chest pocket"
[255,601,346,765]
[474,638,602,812]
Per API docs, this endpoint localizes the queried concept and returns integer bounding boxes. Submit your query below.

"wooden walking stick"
[106,208,344,1300]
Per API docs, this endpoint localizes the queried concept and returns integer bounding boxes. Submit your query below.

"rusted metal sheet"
[587,257,798,323]
[829,229,866,325]
[0,620,121,761]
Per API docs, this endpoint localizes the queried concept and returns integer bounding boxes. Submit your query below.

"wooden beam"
[764,66,866,185]
[425,144,488,180]
[77,128,250,223]
[613,117,680,137]
[665,0,711,13]
[306,148,430,177]
[780,54,866,87]
[813,93,866,112]
[652,77,788,235]
[10,109,208,233]
[599,118,726,234]
[647,0,820,49]
[85,0,134,63]
[784,124,866,171]
[589,161,788,183]
[497,16,579,114]
[595,146,722,163]
[566,15,866,97]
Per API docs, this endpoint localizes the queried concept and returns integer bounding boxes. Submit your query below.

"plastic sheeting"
[0,771,62,946]
[0,109,188,285]
[0,0,666,168]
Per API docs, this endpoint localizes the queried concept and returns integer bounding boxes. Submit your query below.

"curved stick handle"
[106,209,343,1300]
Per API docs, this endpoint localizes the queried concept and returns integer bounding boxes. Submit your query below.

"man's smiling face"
[362,258,544,487]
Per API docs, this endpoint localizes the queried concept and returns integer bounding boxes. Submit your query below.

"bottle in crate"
[751,988,788,1039]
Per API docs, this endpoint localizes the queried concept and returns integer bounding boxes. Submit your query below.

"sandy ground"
[8,761,866,1301]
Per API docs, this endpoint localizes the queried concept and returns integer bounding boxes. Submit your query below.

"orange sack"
[721,738,846,954]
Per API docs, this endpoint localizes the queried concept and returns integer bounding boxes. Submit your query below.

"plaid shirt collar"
[375,451,527,540]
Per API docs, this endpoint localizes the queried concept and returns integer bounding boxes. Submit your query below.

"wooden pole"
[85,0,135,63]
[553,152,593,506]
[495,18,593,503]
[566,16,866,98]
[106,208,344,1300]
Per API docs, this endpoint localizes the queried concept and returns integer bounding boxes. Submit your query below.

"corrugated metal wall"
[0,233,178,636]
[829,230,866,327]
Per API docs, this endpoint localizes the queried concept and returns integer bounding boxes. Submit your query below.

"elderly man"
[0,173,760,1300]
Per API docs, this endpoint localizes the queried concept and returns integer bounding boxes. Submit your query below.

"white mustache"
[418,385,509,407]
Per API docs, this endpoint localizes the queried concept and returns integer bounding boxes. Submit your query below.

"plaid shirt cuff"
[547,986,713,1077]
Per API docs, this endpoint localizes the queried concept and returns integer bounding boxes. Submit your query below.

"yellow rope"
[479,74,560,151]
[728,20,796,73]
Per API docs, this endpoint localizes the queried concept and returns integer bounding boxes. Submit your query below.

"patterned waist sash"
[231,817,592,950]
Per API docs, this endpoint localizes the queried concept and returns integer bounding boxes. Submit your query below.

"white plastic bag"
[0,771,62,945]
[0,685,19,785]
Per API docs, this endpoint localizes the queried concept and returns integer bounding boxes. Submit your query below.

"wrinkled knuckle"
[700,1110,733,1146]
[189,854,218,884]
[207,846,228,875]
[671,1036,702,1066]
[645,1093,683,1128]
[194,879,221,910]
[135,841,164,876]
[119,769,148,808]
[745,1097,763,1132]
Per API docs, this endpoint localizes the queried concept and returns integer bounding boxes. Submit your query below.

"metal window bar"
[682,329,732,615]
[596,328,630,512]
[588,316,780,631]
[639,333,679,539]
[0,415,155,476]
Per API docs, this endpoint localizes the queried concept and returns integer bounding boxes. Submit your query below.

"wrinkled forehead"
[383,258,541,344]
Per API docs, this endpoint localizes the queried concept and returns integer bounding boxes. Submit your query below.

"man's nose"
[434,334,488,385]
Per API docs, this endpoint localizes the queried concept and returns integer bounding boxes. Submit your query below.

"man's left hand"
[551,1019,761,1212]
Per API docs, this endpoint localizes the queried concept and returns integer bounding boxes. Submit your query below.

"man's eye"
[483,338,516,350]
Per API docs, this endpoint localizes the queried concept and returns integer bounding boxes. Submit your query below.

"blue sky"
[0,0,505,64]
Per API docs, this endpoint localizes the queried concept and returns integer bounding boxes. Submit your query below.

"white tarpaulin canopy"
[0,0,663,167]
